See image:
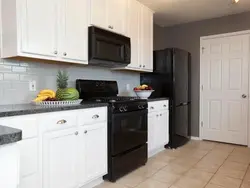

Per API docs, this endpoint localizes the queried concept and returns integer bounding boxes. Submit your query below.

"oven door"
[111,110,148,156]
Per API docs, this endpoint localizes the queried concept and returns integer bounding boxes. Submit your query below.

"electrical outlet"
[126,84,130,91]
[29,80,36,91]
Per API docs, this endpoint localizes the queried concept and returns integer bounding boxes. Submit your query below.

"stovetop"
[89,96,142,103]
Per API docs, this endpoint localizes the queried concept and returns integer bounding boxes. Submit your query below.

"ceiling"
[137,0,250,27]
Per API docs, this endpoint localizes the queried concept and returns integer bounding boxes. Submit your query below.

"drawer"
[0,115,38,139]
[78,107,107,126]
[40,111,77,132]
[148,100,169,113]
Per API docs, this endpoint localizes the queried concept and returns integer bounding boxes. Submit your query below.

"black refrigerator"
[140,48,191,149]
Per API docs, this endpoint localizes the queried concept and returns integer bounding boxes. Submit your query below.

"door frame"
[199,30,250,147]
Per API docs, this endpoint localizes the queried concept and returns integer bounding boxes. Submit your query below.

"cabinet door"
[43,128,78,188]
[78,123,107,185]
[127,0,140,69]
[60,0,88,63]
[148,112,157,157]
[107,0,127,35]
[89,0,108,29]
[157,111,169,147]
[20,0,57,57]
[140,6,153,71]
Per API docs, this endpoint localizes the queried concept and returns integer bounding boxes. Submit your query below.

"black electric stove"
[76,80,148,182]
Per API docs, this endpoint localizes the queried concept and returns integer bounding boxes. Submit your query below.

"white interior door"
[200,33,250,145]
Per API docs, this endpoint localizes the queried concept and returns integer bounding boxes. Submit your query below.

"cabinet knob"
[92,114,100,119]
[156,114,159,117]
[163,105,167,107]
[139,65,142,68]
[143,65,145,68]
[108,25,112,29]
[57,120,67,124]
[75,131,79,136]
[54,51,58,55]
[150,107,154,110]
[63,52,67,56]
[84,130,88,134]
[160,114,162,116]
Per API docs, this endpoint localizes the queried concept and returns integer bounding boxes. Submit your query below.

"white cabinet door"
[148,112,157,157]
[60,0,88,63]
[158,110,169,146]
[107,0,127,35]
[89,0,108,29]
[78,123,107,185]
[127,0,140,69]
[43,128,78,188]
[140,5,153,71]
[20,0,57,57]
[19,139,39,188]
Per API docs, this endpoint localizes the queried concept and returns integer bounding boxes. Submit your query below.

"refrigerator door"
[175,104,189,138]
[173,49,190,105]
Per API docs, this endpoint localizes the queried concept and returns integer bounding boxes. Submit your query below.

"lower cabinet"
[78,123,107,185]
[148,103,169,158]
[43,128,78,188]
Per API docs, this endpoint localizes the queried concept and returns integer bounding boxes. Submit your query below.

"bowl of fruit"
[134,84,154,99]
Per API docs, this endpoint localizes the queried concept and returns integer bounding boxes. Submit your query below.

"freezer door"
[173,49,190,105]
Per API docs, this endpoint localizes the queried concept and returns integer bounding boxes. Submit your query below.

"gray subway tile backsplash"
[0,59,140,105]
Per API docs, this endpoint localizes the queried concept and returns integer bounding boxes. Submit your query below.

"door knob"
[242,94,247,99]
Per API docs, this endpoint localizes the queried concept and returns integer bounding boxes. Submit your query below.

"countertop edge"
[147,98,169,102]
[0,125,22,146]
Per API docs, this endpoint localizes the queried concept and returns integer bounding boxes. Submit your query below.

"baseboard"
[191,136,201,140]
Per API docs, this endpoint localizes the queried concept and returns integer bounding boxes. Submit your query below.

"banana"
[33,96,49,102]
[38,89,56,98]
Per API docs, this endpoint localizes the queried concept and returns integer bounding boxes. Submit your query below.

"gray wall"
[154,11,250,137]
[0,59,140,105]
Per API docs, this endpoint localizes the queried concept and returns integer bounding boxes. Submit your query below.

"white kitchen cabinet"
[1,0,88,64]
[113,0,154,72]
[140,5,154,71]
[43,128,78,188]
[89,0,128,35]
[78,123,107,185]
[0,144,20,188]
[0,115,40,188]
[126,0,140,69]
[148,101,169,158]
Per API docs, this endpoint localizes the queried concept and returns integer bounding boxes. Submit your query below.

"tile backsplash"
[0,58,140,105]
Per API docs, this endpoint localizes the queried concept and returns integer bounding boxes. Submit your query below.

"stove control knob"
[119,107,125,112]
[124,106,128,112]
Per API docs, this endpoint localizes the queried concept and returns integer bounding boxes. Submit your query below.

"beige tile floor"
[96,141,250,188]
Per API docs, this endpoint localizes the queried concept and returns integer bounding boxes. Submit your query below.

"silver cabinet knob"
[143,65,145,68]
[92,115,100,119]
[57,120,67,124]
[84,130,88,134]
[150,107,154,110]
[139,65,142,68]
[108,25,112,29]
[54,51,58,55]
[156,114,159,117]
[75,131,79,136]
[163,105,167,107]
[63,52,67,56]
[160,114,162,116]
[242,94,247,99]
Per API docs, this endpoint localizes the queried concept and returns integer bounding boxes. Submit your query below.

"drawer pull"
[92,115,100,119]
[57,120,67,124]
[150,107,154,110]
[84,130,88,134]
[163,105,167,107]
[75,131,79,136]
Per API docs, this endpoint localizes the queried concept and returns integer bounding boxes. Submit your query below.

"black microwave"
[88,26,131,67]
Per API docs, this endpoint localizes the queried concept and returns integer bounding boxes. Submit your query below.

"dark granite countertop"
[147,98,169,102]
[0,102,108,118]
[0,125,22,146]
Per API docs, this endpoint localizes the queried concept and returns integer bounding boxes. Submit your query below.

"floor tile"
[152,170,181,184]
[241,182,250,188]
[185,169,214,182]
[205,183,225,188]
[146,158,169,170]
[243,168,250,183]
[172,156,200,167]
[172,176,208,188]
[227,154,250,165]
[217,161,248,179]
[162,163,191,175]
[136,178,171,188]
[210,174,242,188]
[96,182,128,188]
[116,173,147,187]
[194,160,222,173]
[232,147,250,157]
[214,143,235,153]
[131,165,159,178]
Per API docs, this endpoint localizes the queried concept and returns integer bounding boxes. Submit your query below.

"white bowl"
[134,90,154,99]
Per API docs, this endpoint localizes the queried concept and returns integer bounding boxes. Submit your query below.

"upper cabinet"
[114,0,154,72]
[0,0,88,64]
[140,5,154,71]
[90,0,128,36]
